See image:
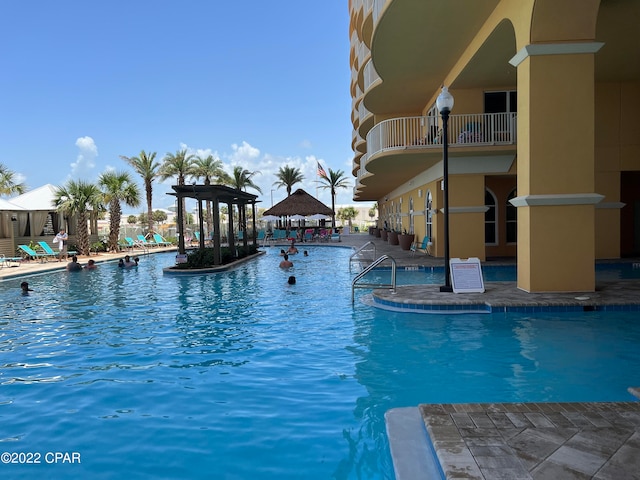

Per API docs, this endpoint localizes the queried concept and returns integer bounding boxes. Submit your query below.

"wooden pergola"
[168,184,259,265]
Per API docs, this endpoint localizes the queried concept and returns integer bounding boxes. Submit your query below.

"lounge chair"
[304,229,314,242]
[137,235,156,247]
[330,231,341,242]
[38,241,77,258]
[17,244,57,262]
[410,236,431,256]
[124,237,144,250]
[0,255,22,268]
[256,230,266,245]
[153,233,173,247]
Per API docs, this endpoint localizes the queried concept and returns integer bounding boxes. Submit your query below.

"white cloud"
[70,136,98,179]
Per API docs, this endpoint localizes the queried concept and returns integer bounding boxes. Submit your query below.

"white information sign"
[450,257,485,293]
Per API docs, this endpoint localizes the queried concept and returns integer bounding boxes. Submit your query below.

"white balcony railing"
[365,113,518,161]
[363,59,380,92]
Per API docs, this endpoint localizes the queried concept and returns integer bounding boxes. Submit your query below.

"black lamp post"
[437,86,454,292]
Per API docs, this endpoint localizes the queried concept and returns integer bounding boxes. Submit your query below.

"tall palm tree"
[119,151,160,233]
[192,155,226,235]
[159,149,196,237]
[0,163,26,196]
[225,166,262,235]
[228,166,262,194]
[53,180,103,255]
[317,168,350,228]
[273,165,304,197]
[99,171,141,251]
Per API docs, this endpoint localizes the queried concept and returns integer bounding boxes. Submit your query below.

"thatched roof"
[263,189,333,217]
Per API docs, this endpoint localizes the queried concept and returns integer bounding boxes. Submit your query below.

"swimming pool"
[1,247,639,479]
[362,261,640,285]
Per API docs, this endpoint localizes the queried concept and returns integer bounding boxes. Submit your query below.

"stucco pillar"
[510,43,604,292]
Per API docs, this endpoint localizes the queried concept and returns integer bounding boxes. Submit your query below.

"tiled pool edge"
[387,398,640,480]
[371,280,640,314]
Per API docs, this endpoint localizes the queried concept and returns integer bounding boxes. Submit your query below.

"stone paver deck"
[418,401,640,480]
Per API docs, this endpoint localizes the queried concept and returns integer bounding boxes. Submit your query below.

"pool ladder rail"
[349,241,377,272]
[351,254,397,305]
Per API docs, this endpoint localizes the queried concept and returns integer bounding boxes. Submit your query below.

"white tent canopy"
[0,198,25,211]
[10,184,58,210]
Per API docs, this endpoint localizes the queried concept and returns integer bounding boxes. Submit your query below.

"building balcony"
[354,112,517,201]
[366,112,517,157]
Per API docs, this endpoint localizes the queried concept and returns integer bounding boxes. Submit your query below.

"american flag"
[317,162,327,178]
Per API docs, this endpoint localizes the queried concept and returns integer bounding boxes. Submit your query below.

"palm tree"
[159,149,196,237]
[53,180,103,255]
[317,168,351,228]
[0,163,26,196]
[192,154,226,235]
[227,166,262,194]
[273,165,304,197]
[225,166,262,236]
[119,151,160,233]
[99,171,141,251]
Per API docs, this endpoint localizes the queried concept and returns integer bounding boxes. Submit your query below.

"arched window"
[425,190,433,240]
[485,189,497,245]
[409,197,414,234]
[506,188,517,243]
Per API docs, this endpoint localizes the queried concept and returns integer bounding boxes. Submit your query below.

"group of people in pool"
[20,254,140,294]
[279,240,311,285]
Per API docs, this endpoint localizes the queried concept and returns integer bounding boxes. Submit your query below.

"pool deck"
[4,234,640,479]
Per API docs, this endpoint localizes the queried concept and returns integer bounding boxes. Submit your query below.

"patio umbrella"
[308,213,330,220]
[290,214,306,221]
[261,215,279,222]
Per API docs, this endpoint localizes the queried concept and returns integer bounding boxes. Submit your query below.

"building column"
[510,43,604,292]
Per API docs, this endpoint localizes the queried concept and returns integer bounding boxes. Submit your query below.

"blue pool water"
[363,261,640,285]
[1,247,639,479]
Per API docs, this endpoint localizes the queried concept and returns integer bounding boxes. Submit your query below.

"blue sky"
[0,1,361,213]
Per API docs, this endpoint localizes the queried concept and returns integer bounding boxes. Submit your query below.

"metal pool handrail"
[349,241,377,272]
[351,254,396,304]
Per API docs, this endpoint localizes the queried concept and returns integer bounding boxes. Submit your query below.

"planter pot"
[398,233,414,250]
[387,231,399,245]
[380,229,388,241]
[374,228,381,237]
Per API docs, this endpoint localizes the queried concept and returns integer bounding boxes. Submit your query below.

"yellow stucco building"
[349,0,640,292]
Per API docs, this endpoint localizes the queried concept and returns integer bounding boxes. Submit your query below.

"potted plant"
[380,228,388,241]
[398,230,415,250]
[387,229,399,245]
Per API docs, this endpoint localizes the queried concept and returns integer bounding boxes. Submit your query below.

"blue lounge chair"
[137,235,156,247]
[410,236,431,256]
[124,237,144,250]
[153,233,173,247]
[18,244,56,262]
[38,241,77,258]
[0,255,22,268]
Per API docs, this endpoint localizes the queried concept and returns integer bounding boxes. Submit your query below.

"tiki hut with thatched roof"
[263,189,333,218]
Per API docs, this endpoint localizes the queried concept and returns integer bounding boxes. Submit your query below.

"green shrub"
[174,244,259,269]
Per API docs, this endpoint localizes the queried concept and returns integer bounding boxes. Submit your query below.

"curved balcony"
[366,112,517,159]
[357,113,517,201]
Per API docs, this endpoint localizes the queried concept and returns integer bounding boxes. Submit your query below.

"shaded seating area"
[169,184,259,266]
